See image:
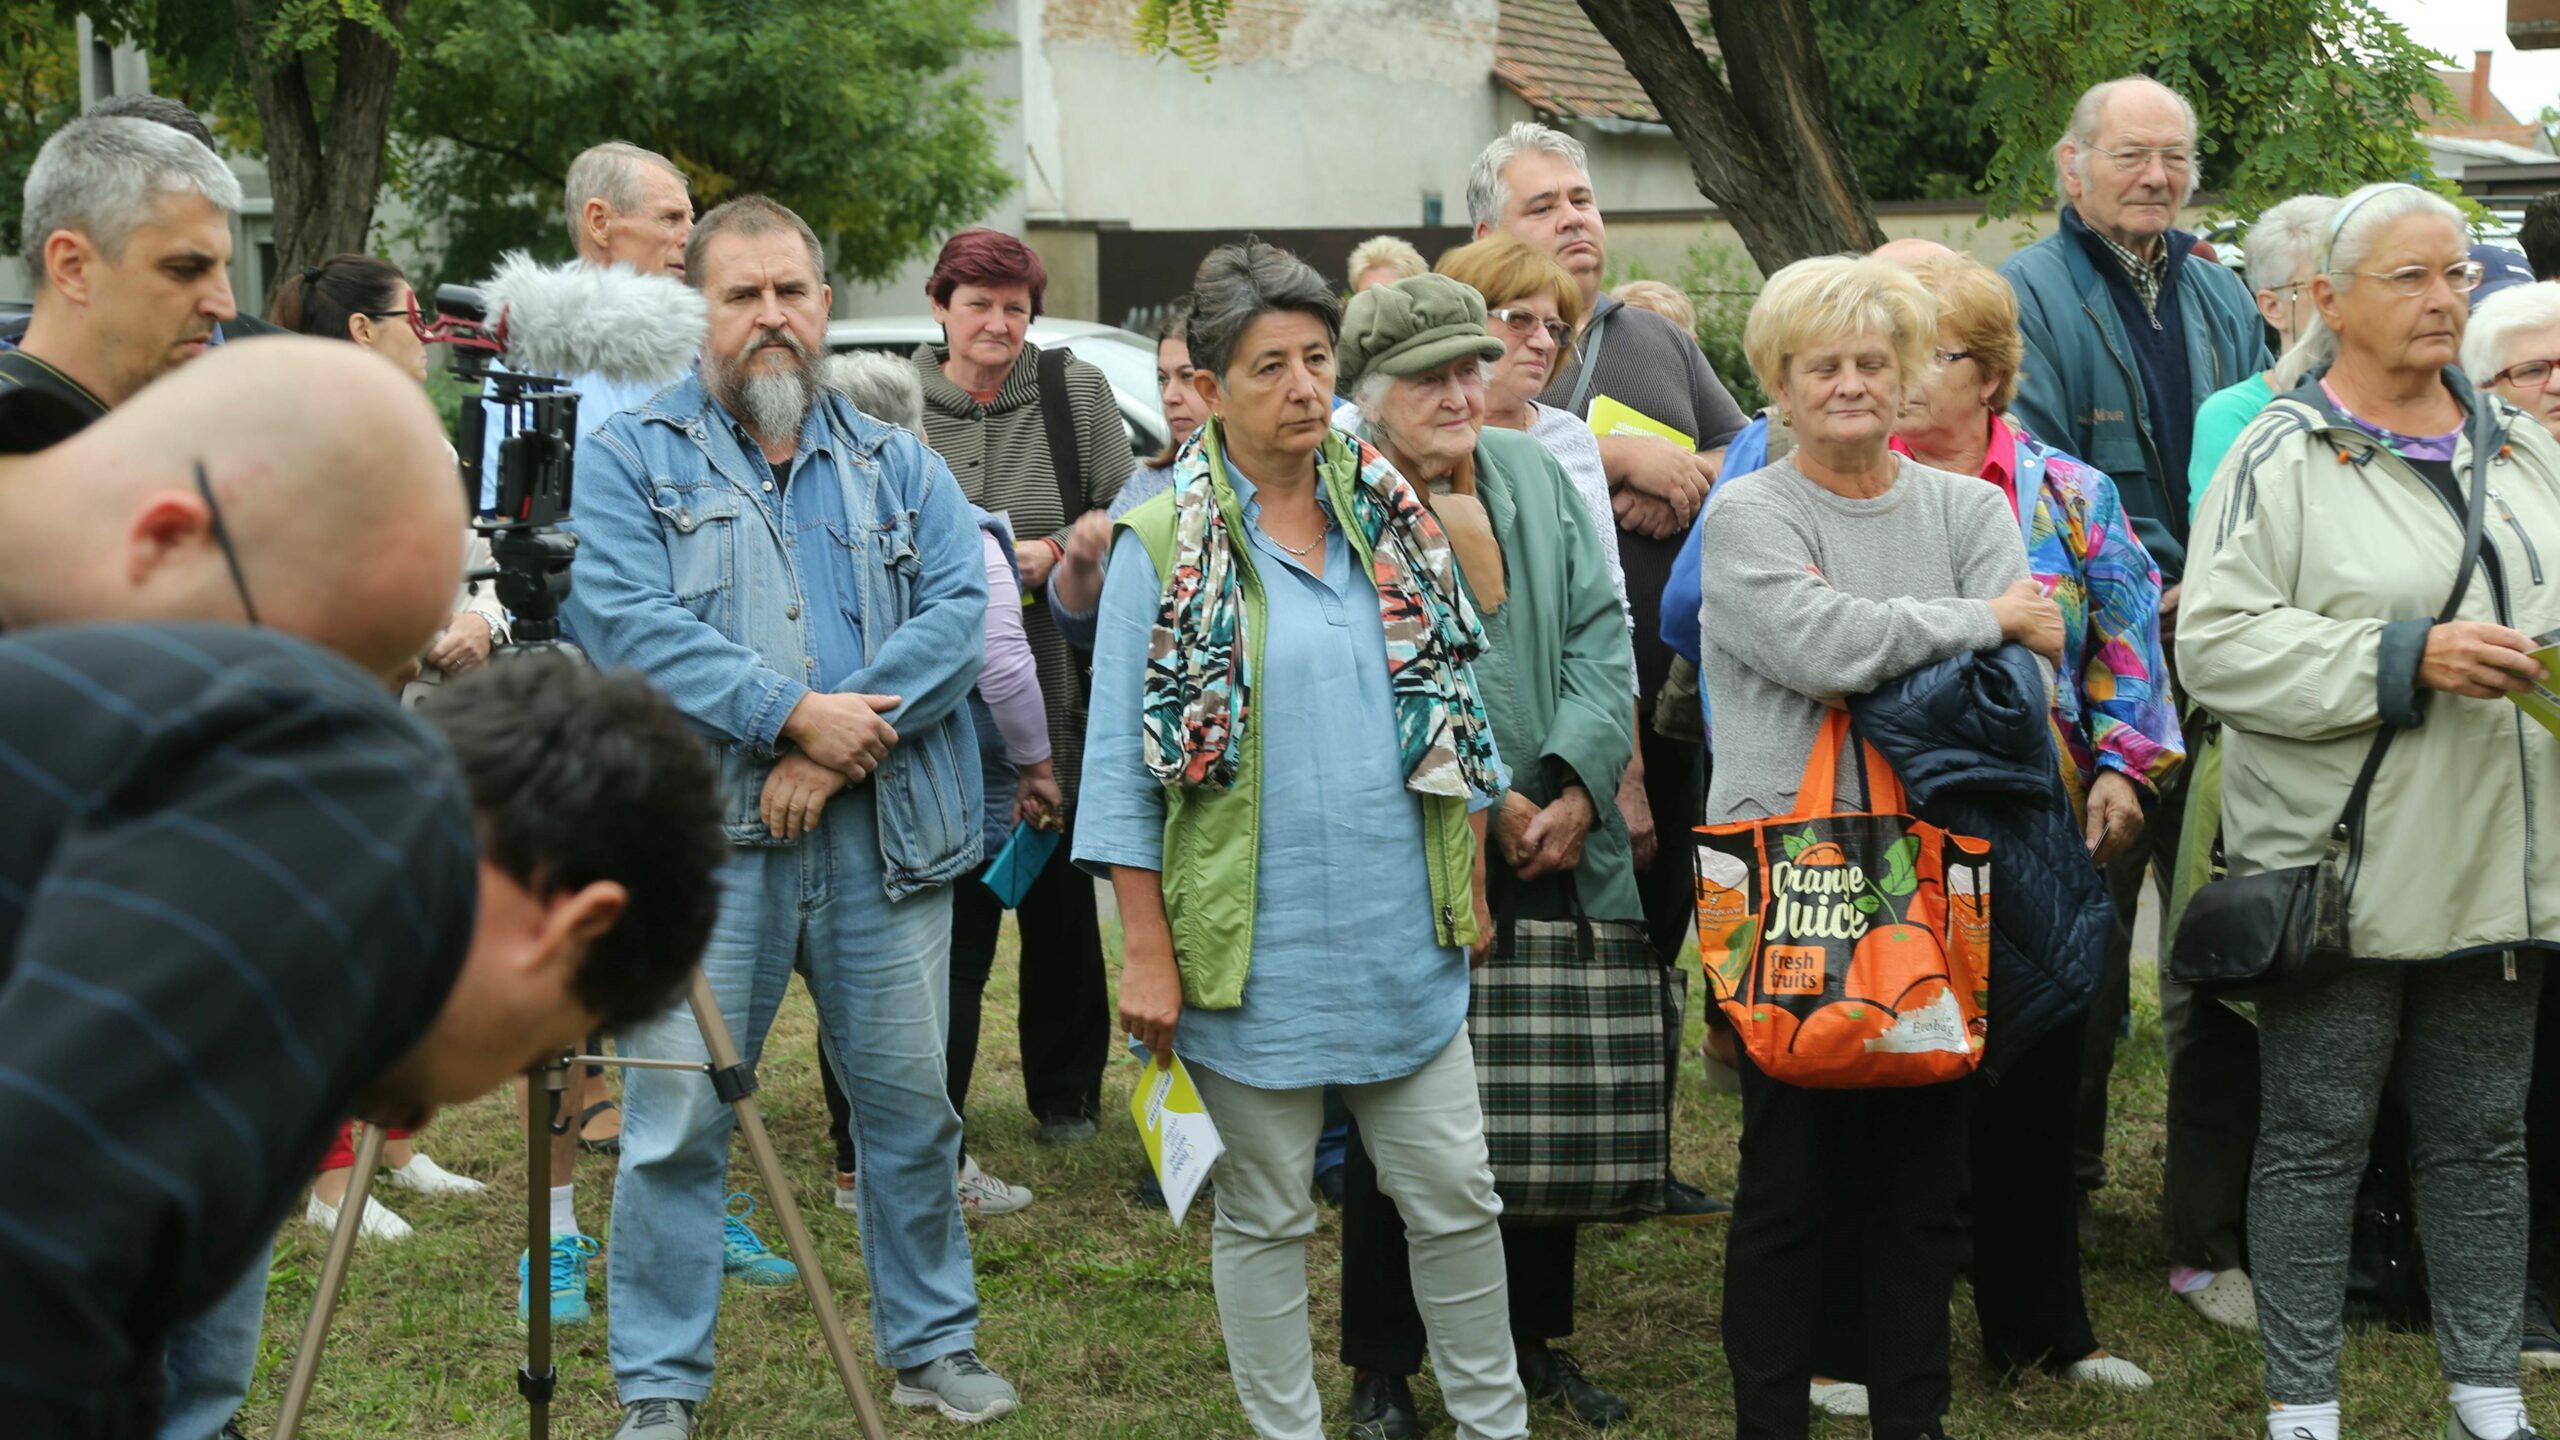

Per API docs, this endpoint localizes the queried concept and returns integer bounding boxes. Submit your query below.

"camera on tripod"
[427,283,580,646]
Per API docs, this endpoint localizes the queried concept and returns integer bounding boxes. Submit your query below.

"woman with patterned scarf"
[1073,240,1529,1440]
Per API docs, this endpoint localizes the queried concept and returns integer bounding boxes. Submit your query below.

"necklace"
[1270,513,1330,557]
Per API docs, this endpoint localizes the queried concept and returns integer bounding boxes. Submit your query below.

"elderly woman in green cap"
[1332,273,1646,1434]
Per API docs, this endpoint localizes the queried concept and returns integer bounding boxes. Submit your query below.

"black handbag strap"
[1486,848,1593,961]
[2332,423,2497,883]
[1036,345,1086,524]
[1564,305,1613,416]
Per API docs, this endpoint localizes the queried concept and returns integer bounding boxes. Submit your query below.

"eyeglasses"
[2492,356,2560,389]
[359,292,431,343]
[1933,348,1975,367]
[2085,144,2196,175]
[1487,307,1573,350]
[2336,261,2485,298]
[194,461,260,626]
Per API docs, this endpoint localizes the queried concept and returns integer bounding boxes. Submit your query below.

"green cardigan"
[1117,421,1482,1010]
[1447,426,1642,922]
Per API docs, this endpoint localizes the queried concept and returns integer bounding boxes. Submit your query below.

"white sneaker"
[305,1191,413,1242]
[1809,1381,1869,1416]
[2064,1354,2154,1390]
[382,1153,486,1197]
[834,1170,859,1213]
[956,1155,1033,1217]
[2183,1268,2260,1332]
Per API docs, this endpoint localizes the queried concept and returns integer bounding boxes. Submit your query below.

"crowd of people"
[7,66,2560,1440]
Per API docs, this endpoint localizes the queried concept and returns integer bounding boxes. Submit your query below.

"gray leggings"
[2252,956,2542,1403]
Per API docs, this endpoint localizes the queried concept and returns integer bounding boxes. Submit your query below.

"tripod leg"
[274,1122,388,1440]
[684,971,891,1440]
[524,1060,570,1440]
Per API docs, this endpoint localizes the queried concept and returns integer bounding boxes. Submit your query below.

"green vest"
[1114,420,1481,1010]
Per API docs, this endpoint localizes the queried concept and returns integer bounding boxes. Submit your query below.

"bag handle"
[1037,345,1087,525]
[2332,423,2495,887]
[1486,845,1595,962]
[1793,710,1911,818]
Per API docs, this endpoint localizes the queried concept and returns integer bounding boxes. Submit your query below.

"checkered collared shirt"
[2091,227,2171,321]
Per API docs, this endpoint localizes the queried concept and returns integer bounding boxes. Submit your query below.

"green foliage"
[1812,0,1998,203]
[391,0,1013,290]
[0,13,81,259]
[1941,0,2454,219]
[1133,0,1229,73]
[1675,238,1768,414]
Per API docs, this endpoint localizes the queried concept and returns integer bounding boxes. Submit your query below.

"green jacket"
[1446,427,1642,921]
[1117,420,1483,1010]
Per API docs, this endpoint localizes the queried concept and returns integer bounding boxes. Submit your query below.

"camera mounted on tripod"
[431,283,579,646]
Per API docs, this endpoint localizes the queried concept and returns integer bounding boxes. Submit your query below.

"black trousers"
[948,809,1110,1125]
[1336,1119,1578,1374]
[2529,966,2560,1304]
[1725,1057,1970,1440]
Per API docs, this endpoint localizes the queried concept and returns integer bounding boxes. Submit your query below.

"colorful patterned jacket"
[1898,416,2186,809]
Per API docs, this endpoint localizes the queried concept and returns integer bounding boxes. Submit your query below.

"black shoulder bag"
[1036,344,1087,523]
[2167,434,2492,998]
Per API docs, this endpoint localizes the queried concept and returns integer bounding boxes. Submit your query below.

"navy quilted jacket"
[1850,642,2112,1078]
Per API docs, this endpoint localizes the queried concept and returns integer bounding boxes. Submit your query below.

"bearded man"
[560,195,1015,1437]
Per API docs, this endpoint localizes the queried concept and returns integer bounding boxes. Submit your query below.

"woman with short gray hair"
[2187,194,2338,516]
[2183,180,2560,1440]
[1074,240,1528,1440]
[2464,280,2560,442]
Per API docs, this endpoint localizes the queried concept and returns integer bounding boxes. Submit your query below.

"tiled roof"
[2416,66,2525,129]
[1494,0,1717,125]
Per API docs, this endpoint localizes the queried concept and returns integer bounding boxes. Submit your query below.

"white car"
[824,316,1168,459]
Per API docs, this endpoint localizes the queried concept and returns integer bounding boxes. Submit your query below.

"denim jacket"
[564,369,989,900]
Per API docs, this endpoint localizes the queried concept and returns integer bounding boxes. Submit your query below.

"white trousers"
[1188,1030,1528,1440]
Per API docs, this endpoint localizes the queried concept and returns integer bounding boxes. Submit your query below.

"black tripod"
[270,977,890,1440]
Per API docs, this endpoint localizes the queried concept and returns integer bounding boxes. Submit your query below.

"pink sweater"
[980,532,1051,765]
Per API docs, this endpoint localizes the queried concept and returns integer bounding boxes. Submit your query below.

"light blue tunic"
[1074,465,1491,1090]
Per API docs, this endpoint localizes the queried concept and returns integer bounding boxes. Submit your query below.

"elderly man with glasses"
[1999,74,2274,1339]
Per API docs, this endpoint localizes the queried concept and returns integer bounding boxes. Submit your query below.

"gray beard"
[715,340,817,449]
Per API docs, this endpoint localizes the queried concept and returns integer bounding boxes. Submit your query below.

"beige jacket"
[2179,376,2560,961]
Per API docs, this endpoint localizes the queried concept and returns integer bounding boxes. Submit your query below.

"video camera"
[426,284,579,646]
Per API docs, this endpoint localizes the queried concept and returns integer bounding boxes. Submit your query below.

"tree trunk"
[1577,0,1882,274]
[227,0,406,278]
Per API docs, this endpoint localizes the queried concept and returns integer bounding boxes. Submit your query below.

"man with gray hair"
[565,194,1014,1437]
[2001,75,2267,1337]
[1467,117,1748,1225]
[567,139,694,281]
[1,114,242,446]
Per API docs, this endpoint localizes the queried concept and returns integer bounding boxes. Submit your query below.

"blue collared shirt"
[713,397,865,687]
[1075,459,1491,1089]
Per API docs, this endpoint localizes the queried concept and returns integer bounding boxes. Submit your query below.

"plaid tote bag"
[1468,875,1670,1224]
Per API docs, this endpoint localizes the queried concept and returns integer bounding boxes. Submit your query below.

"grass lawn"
[238,912,2542,1438]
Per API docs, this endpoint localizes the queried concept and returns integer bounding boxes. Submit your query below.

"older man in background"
[1999,74,2267,1334]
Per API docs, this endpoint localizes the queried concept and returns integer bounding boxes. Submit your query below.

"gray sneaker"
[894,1349,1020,1423]
[612,1399,697,1440]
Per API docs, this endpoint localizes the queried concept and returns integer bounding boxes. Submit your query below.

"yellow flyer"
[1587,394,1696,452]
[1129,1052,1224,1226]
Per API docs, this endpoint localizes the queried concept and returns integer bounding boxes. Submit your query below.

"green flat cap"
[1336,273,1507,395]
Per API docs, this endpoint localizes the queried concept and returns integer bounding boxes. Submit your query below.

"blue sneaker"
[517,1233,601,1328]
[721,1193,797,1287]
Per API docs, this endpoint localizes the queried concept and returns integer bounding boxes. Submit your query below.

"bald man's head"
[0,336,465,680]
[1873,237,1959,269]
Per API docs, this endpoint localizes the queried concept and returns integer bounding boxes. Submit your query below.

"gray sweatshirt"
[1697,456,2029,823]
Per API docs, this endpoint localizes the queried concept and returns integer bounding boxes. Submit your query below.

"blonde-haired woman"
[1700,255,2059,1440]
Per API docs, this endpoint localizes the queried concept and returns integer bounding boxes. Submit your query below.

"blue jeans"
[157,1240,269,1440]
[608,787,979,1402]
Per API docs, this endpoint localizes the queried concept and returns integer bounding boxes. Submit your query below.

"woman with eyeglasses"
[2466,282,2560,444]
[2183,181,2560,1440]
[266,254,496,1240]
[2188,196,2339,518]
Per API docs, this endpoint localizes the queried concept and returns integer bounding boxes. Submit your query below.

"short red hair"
[926,228,1047,318]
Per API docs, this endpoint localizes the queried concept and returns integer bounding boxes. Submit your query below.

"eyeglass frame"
[193,461,261,627]
[2491,356,2560,390]
[2083,143,2197,175]
[2330,260,2486,298]
[1485,306,1574,351]
[1933,348,1975,367]
[356,290,432,344]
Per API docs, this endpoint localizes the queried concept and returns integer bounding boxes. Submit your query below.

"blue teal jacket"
[563,371,988,900]
[1999,213,2268,583]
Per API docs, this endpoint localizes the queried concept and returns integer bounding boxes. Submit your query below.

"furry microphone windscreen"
[478,252,708,385]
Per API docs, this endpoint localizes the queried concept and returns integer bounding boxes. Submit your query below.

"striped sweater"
[913,341,1135,806]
